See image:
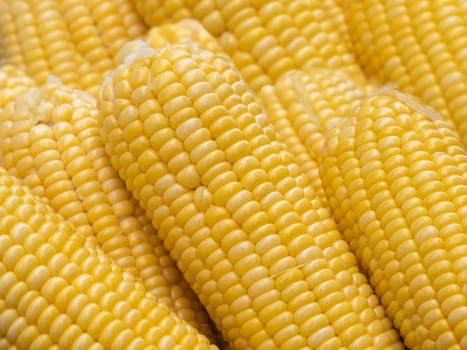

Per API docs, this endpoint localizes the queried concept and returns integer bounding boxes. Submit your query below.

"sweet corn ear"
[133,0,193,27]
[320,89,467,349]
[0,166,217,349]
[98,44,404,350]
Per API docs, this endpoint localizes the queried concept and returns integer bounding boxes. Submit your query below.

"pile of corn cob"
[0,0,466,349]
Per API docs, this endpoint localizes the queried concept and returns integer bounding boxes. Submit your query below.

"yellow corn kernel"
[0,82,216,340]
[320,90,467,349]
[98,44,404,350]
[342,0,467,147]
[0,166,217,349]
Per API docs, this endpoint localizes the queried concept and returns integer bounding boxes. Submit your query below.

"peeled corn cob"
[320,90,467,349]
[0,80,217,340]
[84,0,147,62]
[110,0,148,39]
[98,43,404,350]
[0,165,217,349]
[220,0,367,91]
[258,84,325,203]
[341,0,467,147]
[59,0,115,75]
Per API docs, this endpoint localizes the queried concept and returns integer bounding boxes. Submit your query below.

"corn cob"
[220,0,367,92]
[0,0,147,96]
[0,165,217,349]
[59,0,114,76]
[0,0,105,95]
[341,0,467,147]
[321,0,352,50]
[111,0,148,39]
[58,0,145,82]
[258,84,324,200]
[98,43,404,350]
[320,89,467,349]
[0,81,216,340]
[0,5,25,68]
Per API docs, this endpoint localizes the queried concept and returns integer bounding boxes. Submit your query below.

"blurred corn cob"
[0,65,36,112]
[145,19,228,59]
[0,0,147,96]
